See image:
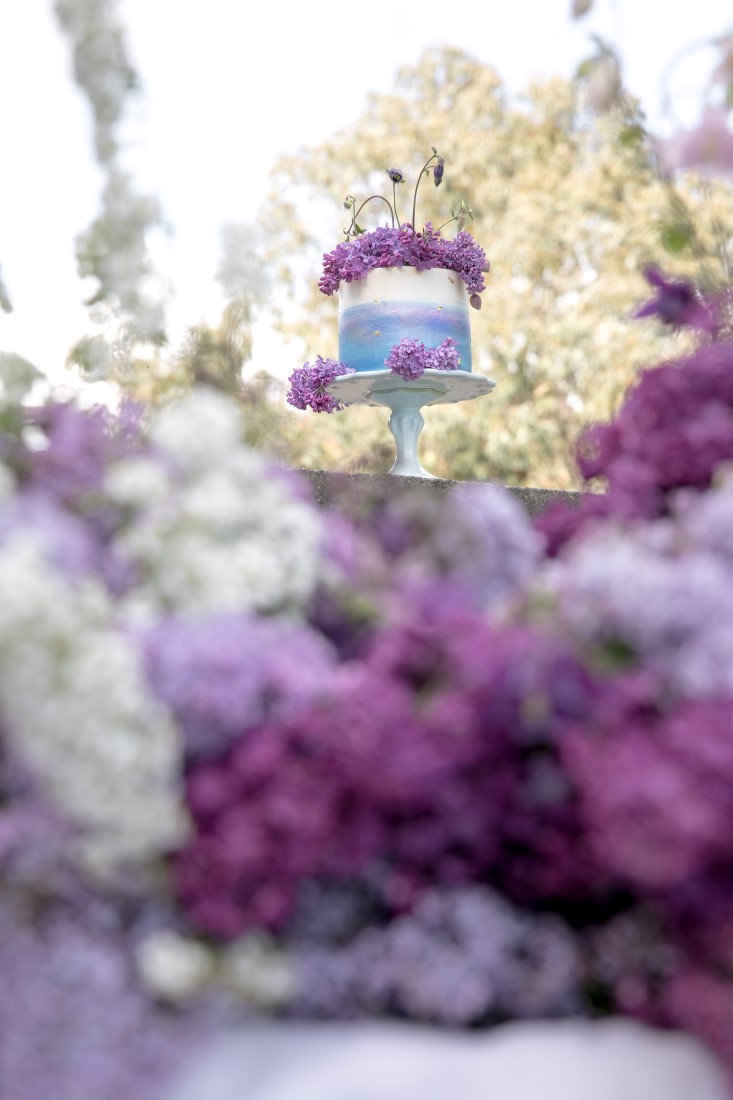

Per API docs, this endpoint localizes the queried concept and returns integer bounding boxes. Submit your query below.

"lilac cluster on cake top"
[319,150,489,307]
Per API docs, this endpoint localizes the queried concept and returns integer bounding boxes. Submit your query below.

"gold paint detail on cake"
[372,330,381,336]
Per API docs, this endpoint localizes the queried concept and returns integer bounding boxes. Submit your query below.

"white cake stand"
[326,368,496,479]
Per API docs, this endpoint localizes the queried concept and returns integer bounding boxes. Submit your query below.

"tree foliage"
[54,0,164,337]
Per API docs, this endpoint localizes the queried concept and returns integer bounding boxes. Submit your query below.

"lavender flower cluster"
[385,336,460,380]
[294,887,581,1024]
[319,224,488,299]
[286,356,354,413]
[286,337,460,411]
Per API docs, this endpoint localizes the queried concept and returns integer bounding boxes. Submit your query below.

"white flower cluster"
[136,928,294,1008]
[108,390,323,619]
[0,532,187,872]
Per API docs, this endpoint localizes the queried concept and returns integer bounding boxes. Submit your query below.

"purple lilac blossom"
[24,399,144,510]
[587,908,679,1021]
[171,685,390,937]
[172,631,524,938]
[288,878,382,945]
[675,471,733,563]
[562,697,733,892]
[0,492,102,578]
[537,339,733,553]
[286,357,354,413]
[319,225,487,297]
[0,399,147,589]
[141,615,337,759]
[428,336,461,371]
[361,602,605,907]
[633,265,720,333]
[542,524,733,698]
[293,887,581,1024]
[0,903,198,1100]
[454,624,607,906]
[319,480,540,617]
[665,867,733,974]
[384,337,461,380]
[385,338,430,380]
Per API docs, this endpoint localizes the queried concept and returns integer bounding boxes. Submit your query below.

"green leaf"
[661,223,694,254]
[619,123,645,147]
[575,58,595,79]
[604,636,636,669]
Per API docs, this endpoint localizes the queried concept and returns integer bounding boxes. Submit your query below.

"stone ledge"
[301,470,583,519]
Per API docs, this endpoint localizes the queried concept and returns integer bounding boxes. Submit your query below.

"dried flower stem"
[411,153,440,230]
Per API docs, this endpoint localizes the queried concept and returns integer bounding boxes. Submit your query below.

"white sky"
[0,0,730,383]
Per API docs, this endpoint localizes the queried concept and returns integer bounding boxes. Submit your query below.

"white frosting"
[339,266,468,308]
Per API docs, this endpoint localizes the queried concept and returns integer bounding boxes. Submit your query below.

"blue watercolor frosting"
[339,300,472,374]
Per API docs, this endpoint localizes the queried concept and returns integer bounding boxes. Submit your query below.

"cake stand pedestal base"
[326,369,496,479]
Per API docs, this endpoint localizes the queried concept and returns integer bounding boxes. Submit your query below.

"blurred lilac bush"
[4,293,733,1096]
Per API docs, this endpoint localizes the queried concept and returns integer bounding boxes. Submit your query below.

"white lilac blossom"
[135,929,294,1008]
[676,470,733,563]
[136,930,215,1003]
[0,533,186,871]
[222,934,296,1008]
[105,454,172,507]
[148,388,245,474]
[109,389,323,619]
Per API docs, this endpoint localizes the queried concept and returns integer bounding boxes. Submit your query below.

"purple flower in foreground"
[293,886,581,1024]
[388,167,404,184]
[385,337,430,380]
[25,399,144,508]
[634,265,718,332]
[537,339,733,553]
[433,158,445,186]
[0,905,196,1100]
[286,356,354,413]
[142,615,336,759]
[563,697,733,891]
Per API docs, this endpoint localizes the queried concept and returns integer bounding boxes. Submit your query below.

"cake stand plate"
[326,369,496,479]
